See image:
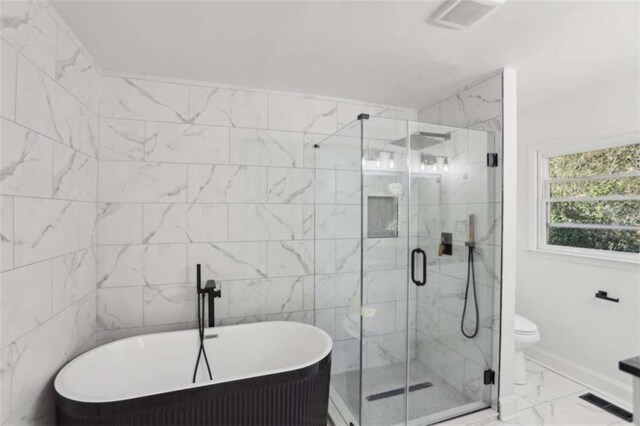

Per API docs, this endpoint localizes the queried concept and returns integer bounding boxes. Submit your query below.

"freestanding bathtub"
[54,321,332,425]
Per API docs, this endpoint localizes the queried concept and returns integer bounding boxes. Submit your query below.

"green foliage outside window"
[546,143,640,254]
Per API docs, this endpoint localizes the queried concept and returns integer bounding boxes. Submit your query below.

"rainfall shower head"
[390,131,451,150]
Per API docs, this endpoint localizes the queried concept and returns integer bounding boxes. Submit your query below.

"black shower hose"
[461,246,479,339]
[192,292,213,383]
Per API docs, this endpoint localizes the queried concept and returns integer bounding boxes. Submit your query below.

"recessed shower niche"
[367,196,399,238]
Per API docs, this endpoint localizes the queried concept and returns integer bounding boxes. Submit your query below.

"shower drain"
[365,381,433,401]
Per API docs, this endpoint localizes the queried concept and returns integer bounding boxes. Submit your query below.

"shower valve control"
[439,233,453,256]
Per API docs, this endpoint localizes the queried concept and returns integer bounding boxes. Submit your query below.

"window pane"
[549,200,640,227]
[550,176,640,198]
[548,227,640,254]
[548,143,640,179]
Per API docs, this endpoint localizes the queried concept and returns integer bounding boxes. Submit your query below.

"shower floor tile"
[331,361,473,425]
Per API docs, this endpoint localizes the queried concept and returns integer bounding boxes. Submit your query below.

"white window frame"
[533,131,640,263]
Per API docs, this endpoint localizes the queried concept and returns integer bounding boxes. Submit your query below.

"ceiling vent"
[432,0,505,29]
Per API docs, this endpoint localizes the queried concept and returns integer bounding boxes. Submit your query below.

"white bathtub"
[54,321,333,426]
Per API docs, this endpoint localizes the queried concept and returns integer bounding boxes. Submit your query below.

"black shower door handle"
[411,248,427,286]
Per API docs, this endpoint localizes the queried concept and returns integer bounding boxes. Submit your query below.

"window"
[536,135,640,261]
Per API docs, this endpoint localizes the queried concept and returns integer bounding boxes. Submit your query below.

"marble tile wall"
[94,70,418,356]
[1,1,100,424]
[416,73,503,406]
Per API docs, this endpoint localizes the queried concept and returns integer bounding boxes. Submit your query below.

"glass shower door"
[407,120,499,424]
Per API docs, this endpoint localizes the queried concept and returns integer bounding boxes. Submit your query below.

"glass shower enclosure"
[313,114,502,425]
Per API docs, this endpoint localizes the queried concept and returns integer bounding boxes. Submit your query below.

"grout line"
[12,39,100,118]
[3,286,90,354]
[96,112,395,142]
[2,113,98,160]
[102,70,416,113]
[5,245,94,274]
[54,13,59,80]
[49,253,54,323]
[141,285,145,327]
[187,86,191,123]
[12,195,15,271]
[12,45,18,121]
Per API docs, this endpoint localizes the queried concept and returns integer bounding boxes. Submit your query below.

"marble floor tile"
[471,360,627,426]
[513,361,586,405]
[515,394,534,411]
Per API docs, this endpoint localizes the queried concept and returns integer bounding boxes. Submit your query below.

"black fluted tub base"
[55,353,331,426]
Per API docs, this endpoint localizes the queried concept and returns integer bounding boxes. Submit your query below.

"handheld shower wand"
[461,214,479,339]
[193,264,213,382]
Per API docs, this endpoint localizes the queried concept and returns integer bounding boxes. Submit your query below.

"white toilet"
[514,314,541,385]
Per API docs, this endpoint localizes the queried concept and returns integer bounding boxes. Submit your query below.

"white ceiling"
[51,0,639,110]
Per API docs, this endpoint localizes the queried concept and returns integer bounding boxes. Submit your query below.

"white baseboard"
[498,395,519,421]
[526,347,632,410]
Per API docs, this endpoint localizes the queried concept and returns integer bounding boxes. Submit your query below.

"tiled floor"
[472,359,629,426]
[331,358,630,426]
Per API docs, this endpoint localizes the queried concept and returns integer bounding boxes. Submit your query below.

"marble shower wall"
[416,73,503,406]
[95,71,417,346]
[0,1,100,424]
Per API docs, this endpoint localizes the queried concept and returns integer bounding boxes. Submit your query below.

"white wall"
[516,72,640,404]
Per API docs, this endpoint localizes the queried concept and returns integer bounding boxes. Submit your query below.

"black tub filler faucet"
[193,264,222,383]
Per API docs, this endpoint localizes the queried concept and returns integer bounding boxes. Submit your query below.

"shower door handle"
[411,248,427,286]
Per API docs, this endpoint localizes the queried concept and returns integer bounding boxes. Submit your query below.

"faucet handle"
[205,280,222,298]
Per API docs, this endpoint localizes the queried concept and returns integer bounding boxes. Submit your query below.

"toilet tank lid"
[515,315,538,333]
